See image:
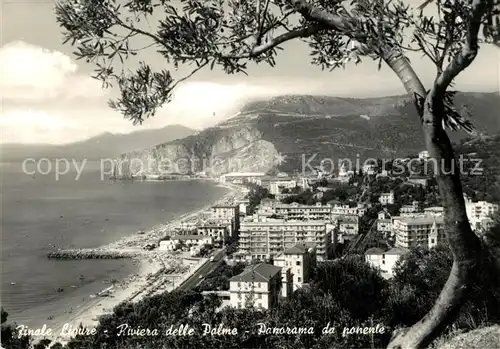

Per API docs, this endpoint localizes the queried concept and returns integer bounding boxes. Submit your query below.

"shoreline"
[41,180,243,345]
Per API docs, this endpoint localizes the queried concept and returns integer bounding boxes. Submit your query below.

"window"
[257,283,261,288]
[296,261,301,266]
[237,282,241,288]
[298,277,301,282]
[258,293,262,299]
[431,238,435,244]
[238,293,242,299]
[237,302,241,309]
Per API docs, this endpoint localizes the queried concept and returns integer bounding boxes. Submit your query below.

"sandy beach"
[43,181,244,345]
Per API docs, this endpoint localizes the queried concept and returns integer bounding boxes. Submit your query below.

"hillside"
[118,92,499,175]
[0,125,196,162]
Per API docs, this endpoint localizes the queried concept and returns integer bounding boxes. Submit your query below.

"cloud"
[0,41,105,101]
[155,79,332,129]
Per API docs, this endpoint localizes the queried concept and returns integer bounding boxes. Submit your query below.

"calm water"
[0,161,228,326]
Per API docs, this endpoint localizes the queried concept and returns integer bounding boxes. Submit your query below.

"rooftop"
[229,263,282,283]
[172,235,211,240]
[365,247,385,255]
[394,215,444,225]
[283,243,316,255]
[385,247,410,255]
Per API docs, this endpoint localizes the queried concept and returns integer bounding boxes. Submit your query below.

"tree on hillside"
[55,1,499,347]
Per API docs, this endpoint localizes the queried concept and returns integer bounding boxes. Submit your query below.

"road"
[176,247,227,291]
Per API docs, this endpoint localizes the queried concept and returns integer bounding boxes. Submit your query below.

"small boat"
[47,316,54,320]
[71,285,77,288]
[10,282,16,285]
[79,275,85,280]
[56,287,64,293]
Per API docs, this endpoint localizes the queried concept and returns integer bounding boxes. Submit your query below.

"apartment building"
[393,215,445,248]
[400,201,422,215]
[465,197,499,232]
[273,244,316,297]
[196,223,229,242]
[229,263,283,310]
[274,202,333,221]
[208,205,240,237]
[269,179,297,195]
[238,216,334,261]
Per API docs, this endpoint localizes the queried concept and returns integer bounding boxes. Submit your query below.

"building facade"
[238,216,334,261]
[229,263,282,309]
[393,215,445,248]
[273,244,316,297]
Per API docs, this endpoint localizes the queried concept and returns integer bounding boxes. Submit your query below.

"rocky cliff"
[115,125,279,177]
[116,92,500,177]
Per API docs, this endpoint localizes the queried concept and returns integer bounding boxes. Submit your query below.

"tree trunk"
[383,50,482,349]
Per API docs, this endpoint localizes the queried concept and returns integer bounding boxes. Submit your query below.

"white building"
[269,179,297,195]
[274,244,316,297]
[464,196,499,232]
[208,205,240,237]
[238,216,334,261]
[197,223,229,242]
[377,219,393,233]
[393,215,445,248]
[273,202,333,221]
[229,263,283,310]
[365,247,410,278]
[172,235,213,246]
[418,150,430,160]
[235,198,250,216]
[400,201,421,215]
[219,172,266,184]
[379,191,395,205]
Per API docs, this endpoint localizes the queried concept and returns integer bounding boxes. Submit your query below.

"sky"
[0,0,499,144]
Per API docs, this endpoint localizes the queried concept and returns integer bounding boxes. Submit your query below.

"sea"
[0,161,229,328]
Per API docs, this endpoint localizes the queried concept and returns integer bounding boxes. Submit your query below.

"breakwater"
[47,248,140,260]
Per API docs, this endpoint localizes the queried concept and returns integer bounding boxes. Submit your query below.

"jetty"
[47,248,140,260]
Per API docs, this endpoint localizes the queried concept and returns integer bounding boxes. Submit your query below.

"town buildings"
[338,215,359,235]
[196,223,229,243]
[159,235,213,251]
[228,263,283,309]
[219,172,266,184]
[207,205,240,237]
[392,215,445,248]
[273,202,333,221]
[365,247,410,278]
[273,244,316,297]
[464,196,499,232]
[238,216,334,261]
[269,179,297,195]
[379,191,395,205]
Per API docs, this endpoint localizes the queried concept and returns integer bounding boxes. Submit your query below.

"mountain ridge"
[140,91,499,175]
[0,124,196,162]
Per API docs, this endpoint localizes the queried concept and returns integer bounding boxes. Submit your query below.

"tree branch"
[433,0,488,96]
[287,0,354,32]
[248,25,322,56]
